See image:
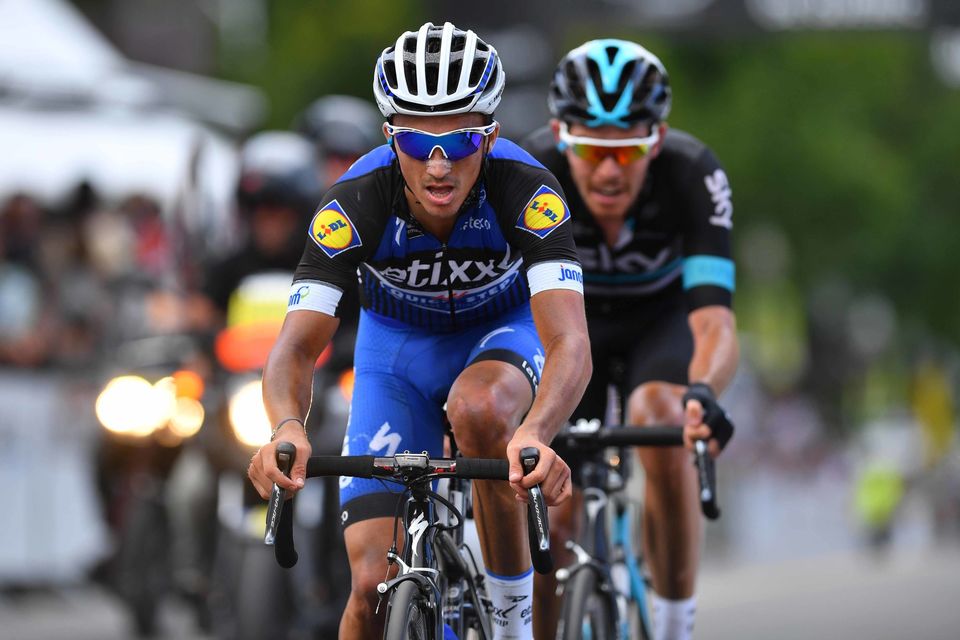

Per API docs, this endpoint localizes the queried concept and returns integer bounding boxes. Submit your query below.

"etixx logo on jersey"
[516,185,569,239]
[310,200,362,258]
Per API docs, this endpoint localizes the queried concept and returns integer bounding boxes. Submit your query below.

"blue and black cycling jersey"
[522,127,735,314]
[288,138,582,331]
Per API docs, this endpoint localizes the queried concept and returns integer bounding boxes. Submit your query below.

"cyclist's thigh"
[461,304,547,400]
[340,312,450,527]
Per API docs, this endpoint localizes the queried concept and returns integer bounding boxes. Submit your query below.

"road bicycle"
[264,440,553,639]
[552,417,729,640]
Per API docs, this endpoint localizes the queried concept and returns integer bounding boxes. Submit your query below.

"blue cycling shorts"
[338,306,544,527]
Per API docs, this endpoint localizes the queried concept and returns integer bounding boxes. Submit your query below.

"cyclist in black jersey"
[522,39,739,640]
[247,22,591,639]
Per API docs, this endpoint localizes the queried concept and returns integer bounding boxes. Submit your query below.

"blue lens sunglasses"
[385,122,498,161]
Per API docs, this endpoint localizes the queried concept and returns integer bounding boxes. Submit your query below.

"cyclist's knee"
[447,388,513,457]
[348,559,386,612]
[627,382,690,479]
[626,381,685,427]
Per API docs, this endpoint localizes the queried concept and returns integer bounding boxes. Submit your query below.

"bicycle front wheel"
[384,579,432,640]
[557,568,617,640]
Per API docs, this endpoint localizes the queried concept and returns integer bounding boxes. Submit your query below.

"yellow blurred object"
[911,361,956,467]
[225,273,291,328]
[245,504,269,538]
[854,463,905,528]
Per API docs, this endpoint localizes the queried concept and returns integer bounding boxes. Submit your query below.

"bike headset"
[548,38,672,148]
[372,21,504,216]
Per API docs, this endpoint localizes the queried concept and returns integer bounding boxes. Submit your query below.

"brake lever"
[264,441,294,544]
[694,440,721,520]
[520,447,553,574]
[264,441,299,567]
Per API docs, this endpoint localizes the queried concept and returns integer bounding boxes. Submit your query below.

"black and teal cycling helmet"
[548,39,671,128]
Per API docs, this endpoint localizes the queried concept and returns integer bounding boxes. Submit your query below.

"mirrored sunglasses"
[558,122,660,166]
[385,122,498,162]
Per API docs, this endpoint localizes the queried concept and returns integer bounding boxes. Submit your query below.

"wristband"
[270,417,306,442]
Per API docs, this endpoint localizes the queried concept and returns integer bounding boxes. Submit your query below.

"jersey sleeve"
[289,174,386,317]
[486,153,583,296]
[678,146,735,310]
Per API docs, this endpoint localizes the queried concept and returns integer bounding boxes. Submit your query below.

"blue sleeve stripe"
[683,255,735,292]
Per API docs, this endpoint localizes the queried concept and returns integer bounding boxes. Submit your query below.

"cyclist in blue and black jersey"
[522,39,739,640]
[247,22,591,640]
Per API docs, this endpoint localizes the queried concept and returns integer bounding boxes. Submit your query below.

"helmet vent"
[468,58,486,86]
[403,60,419,94]
[604,46,619,64]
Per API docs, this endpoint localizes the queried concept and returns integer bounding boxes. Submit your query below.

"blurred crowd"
[0,94,382,370]
[0,94,380,636]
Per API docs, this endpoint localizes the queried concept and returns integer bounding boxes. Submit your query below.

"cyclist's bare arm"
[508,288,591,504]
[248,310,340,499]
[684,305,739,451]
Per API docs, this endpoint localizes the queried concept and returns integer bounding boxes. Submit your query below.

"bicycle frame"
[375,462,493,640]
[378,481,444,637]
[560,455,641,640]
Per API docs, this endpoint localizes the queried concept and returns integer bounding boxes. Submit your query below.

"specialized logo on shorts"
[310,200,362,257]
[516,185,569,238]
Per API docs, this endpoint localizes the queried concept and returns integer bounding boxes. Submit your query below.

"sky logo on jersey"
[310,199,362,257]
[517,185,569,238]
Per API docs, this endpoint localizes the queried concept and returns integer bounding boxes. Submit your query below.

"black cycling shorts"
[571,291,693,424]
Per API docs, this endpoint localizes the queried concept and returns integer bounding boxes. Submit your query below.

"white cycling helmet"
[373,21,505,117]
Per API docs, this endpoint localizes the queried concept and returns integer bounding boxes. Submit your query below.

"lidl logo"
[516,185,569,238]
[310,200,362,257]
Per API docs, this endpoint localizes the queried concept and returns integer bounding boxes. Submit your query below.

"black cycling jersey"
[522,126,734,315]
[290,139,582,332]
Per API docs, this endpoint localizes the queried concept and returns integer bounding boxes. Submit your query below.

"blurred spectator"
[194,130,318,327]
[121,194,174,282]
[295,95,383,190]
[0,194,55,367]
[0,194,44,270]
[39,183,112,370]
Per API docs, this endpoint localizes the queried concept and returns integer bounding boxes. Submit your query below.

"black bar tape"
[596,426,684,447]
[454,458,510,480]
[306,455,376,479]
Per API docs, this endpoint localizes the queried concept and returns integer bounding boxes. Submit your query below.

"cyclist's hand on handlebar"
[506,428,572,507]
[247,423,312,500]
[682,398,721,458]
[682,382,733,458]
